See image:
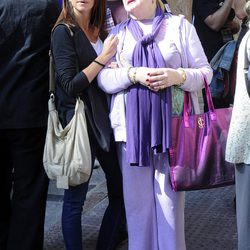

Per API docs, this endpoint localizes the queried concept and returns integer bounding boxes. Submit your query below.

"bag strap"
[49,23,79,94]
[244,32,250,98]
[183,78,216,127]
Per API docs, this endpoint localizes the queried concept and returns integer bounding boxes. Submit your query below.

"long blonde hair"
[157,0,165,12]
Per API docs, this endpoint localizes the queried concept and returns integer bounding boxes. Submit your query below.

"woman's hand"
[134,67,152,87]
[108,61,119,69]
[83,36,118,83]
[147,68,184,91]
[98,35,119,65]
[224,19,240,34]
[129,67,185,91]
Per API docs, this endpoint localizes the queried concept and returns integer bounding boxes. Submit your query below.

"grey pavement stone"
[45,167,237,250]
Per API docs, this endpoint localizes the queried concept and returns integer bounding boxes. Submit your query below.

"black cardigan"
[51,24,112,151]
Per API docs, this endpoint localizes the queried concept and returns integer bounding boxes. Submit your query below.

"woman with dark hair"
[51,0,126,249]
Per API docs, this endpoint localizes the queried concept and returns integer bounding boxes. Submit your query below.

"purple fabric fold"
[126,7,172,167]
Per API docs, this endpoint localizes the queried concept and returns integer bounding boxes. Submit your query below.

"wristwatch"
[177,68,186,86]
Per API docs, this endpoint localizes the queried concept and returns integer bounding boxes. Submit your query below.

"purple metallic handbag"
[169,78,235,191]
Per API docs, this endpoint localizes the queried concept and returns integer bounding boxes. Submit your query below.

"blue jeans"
[62,181,90,250]
[62,137,126,250]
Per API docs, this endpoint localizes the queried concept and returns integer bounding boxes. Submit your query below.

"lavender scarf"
[126,7,172,167]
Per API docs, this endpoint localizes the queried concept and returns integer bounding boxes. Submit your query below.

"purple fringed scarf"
[126,7,172,167]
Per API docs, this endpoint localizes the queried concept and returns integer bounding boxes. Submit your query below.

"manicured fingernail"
[146,79,149,81]
[147,73,150,76]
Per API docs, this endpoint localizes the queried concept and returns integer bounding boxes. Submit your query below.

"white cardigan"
[225,28,250,164]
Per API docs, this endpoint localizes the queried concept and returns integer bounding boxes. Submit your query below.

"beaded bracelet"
[127,67,134,84]
[132,67,138,84]
[127,67,137,85]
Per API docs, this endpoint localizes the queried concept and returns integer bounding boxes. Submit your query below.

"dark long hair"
[54,0,106,31]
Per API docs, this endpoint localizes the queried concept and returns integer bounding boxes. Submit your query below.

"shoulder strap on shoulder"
[52,22,75,37]
[244,32,250,97]
[49,23,77,93]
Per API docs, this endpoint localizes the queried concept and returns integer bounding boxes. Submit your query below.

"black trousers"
[0,128,49,250]
[95,138,127,250]
[62,131,126,250]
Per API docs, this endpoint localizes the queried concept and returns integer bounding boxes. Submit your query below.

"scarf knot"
[141,34,154,45]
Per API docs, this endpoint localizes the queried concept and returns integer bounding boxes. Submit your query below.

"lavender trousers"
[116,142,186,250]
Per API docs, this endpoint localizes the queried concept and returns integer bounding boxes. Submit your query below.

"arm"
[98,26,135,94]
[52,26,87,96]
[83,34,118,83]
[204,0,234,31]
[52,25,118,96]
[98,66,133,94]
[99,18,213,94]
[181,19,213,91]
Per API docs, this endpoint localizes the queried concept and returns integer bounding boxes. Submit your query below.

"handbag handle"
[183,77,216,127]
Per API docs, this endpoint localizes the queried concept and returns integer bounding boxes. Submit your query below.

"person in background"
[51,0,126,249]
[235,0,250,41]
[192,0,240,110]
[106,0,128,32]
[98,0,213,249]
[193,0,239,62]
[226,1,250,250]
[0,1,60,250]
[225,0,250,107]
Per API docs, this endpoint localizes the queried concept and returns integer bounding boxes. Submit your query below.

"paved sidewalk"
[44,167,237,250]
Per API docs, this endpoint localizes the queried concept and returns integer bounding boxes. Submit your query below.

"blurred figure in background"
[0,1,60,250]
[193,0,239,62]
[192,0,240,110]
[226,2,250,250]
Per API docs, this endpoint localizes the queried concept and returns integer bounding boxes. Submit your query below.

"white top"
[225,29,250,164]
[91,37,103,55]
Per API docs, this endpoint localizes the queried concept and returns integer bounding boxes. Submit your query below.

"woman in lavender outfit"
[98,0,213,249]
